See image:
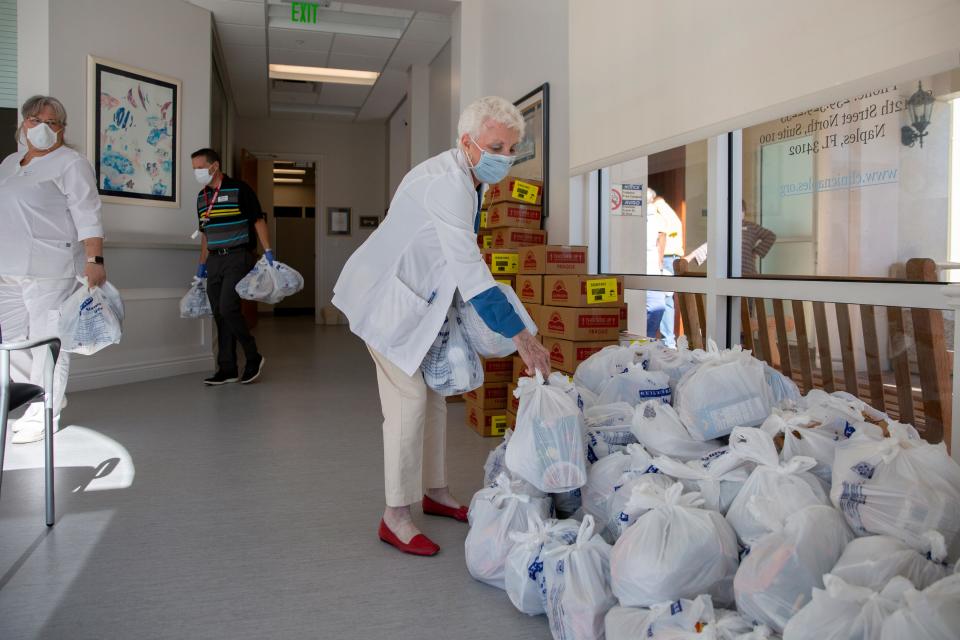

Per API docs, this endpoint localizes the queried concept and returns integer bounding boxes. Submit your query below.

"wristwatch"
[87,256,105,265]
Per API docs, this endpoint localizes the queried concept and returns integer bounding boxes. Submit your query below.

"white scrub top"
[647,210,665,275]
[333,148,496,376]
[0,146,104,278]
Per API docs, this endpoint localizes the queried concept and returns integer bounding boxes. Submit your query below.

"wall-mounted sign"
[291,2,319,24]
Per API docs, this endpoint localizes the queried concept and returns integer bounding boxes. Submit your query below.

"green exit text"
[291,2,319,24]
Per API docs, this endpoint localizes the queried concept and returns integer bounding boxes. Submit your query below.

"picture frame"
[512,83,549,218]
[87,55,181,207]
[359,216,380,229]
[328,207,351,235]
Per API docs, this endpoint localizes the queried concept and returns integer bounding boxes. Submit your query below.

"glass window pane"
[742,66,960,282]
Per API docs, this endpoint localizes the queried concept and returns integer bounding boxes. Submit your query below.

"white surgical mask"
[194,167,214,186]
[26,123,58,151]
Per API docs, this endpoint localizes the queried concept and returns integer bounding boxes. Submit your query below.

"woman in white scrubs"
[0,95,106,444]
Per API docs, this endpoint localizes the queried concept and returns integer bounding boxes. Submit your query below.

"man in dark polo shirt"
[191,148,270,385]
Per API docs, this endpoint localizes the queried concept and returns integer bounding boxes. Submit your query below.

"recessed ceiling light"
[274,178,304,184]
[269,64,379,86]
[274,168,307,175]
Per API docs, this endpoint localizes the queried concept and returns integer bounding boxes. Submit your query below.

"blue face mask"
[468,137,513,184]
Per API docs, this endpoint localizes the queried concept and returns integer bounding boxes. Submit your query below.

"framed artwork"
[87,56,181,207]
[359,216,380,229]
[512,83,549,217]
[328,207,351,235]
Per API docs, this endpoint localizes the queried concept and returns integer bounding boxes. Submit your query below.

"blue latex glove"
[196,263,207,278]
[264,249,275,266]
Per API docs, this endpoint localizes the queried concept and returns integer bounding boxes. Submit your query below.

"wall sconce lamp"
[901,81,935,148]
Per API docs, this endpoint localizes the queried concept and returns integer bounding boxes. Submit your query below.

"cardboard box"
[515,274,543,305]
[463,381,510,410]
[512,355,525,381]
[620,304,628,331]
[490,227,548,249]
[518,245,588,275]
[543,275,624,308]
[484,176,544,207]
[507,382,520,414]
[481,356,513,383]
[540,305,622,341]
[477,234,493,249]
[494,275,516,289]
[543,337,618,374]
[486,202,543,230]
[465,401,508,437]
[506,410,517,431]
[482,249,519,275]
[523,303,543,330]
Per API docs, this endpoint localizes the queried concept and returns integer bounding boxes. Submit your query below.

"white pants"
[367,345,448,507]
[0,275,77,419]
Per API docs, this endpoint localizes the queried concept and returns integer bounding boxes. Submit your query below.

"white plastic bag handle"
[729,426,781,468]
[624,481,703,513]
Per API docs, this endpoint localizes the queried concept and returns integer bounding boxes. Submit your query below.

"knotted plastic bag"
[420,304,484,396]
[596,364,672,406]
[456,284,537,357]
[58,277,124,355]
[574,344,643,395]
[830,531,950,591]
[504,513,580,616]
[235,255,304,304]
[880,570,960,639]
[651,447,751,514]
[179,276,212,318]
[631,400,723,461]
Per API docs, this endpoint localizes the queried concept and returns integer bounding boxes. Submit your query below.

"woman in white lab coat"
[334,97,550,556]
[0,95,106,444]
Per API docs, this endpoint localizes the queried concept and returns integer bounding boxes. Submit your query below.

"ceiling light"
[274,168,306,175]
[274,178,304,184]
[269,64,378,86]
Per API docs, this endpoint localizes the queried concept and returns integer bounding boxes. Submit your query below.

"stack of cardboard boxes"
[466,176,545,437]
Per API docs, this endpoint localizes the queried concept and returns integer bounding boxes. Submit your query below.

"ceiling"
[187,0,457,122]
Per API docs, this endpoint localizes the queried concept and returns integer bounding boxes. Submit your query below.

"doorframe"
[247,150,325,325]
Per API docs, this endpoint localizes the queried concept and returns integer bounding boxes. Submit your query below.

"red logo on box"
[487,361,512,373]
[576,346,604,360]
[551,281,568,301]
[547,251,586,264]
[490,210,502,224]
[468,409,479,427]
[514,231,542,244]
[550,343,564,364]
[524,251,539,270]
[548,313,565,333]
[578,314,619,328]
[493,235,506,248]
[521,281,535,298]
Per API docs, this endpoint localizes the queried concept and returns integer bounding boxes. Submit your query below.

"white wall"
[570,0,960,174]
[388,96,410,199]
[34,0,215,389]
[234,117,386,316]
[429,39,452,156]
[455,0,572,243]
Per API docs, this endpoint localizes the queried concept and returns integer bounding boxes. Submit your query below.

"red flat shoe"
[378,519,440,556]
[422,495,468,523]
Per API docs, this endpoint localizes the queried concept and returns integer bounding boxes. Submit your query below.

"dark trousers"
[206,250,259,374]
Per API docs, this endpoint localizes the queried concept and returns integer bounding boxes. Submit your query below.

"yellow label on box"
[480,210,488,228]
[482,235,493,248]
[491,415,507,436]
[491,253,519,274]
[512,180,540,204]
[495,278,512,286]
[586,277,618,304]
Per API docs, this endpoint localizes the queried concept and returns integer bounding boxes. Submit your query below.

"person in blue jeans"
[649,189,683,348]
[645,202,667,341]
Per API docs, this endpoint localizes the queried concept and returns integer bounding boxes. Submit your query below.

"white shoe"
[11,413,59,444]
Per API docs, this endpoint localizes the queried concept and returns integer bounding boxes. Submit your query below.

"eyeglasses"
[25,117,63,128]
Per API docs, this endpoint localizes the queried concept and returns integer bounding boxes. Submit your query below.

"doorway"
[272,160,317,315]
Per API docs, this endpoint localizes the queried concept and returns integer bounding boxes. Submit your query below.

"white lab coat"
[333,148,496,376]
[0,146,104,278]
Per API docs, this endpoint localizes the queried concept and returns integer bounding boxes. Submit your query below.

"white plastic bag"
[584,402,635,429]
[734,504,854,633]
[764,365,802,410]
[581,443,658,523]
[465,473,552,589]
[584,425,638,464]
[830,422,960,560]
[631,400,723,460]
[781,574,912,640]
[483,429,512,487]
[651,447,751,514]
[610,482,740,608]
[605,595,717,640]
[761,412,843,485]
[548,371,591,413]
[506,372,588,493]
[457,285,537,357]
[726,427,829,547]
[58,278,124,355]
[645,345,699,389]
[596,364,672,406]
[830,531,950,591]
[602,471,675,542]
[179,276,212,318]
[673,343,773,439]
[574,345,641,395]
[880,572,960,639]
[235,255,304,304]
[505,514,580,615]
[543,515,616,640]
[420,304,484,396]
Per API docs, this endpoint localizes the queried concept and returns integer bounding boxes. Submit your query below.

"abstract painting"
[87,56,181,207]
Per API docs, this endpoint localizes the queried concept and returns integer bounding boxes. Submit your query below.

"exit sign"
[291,1,319,24]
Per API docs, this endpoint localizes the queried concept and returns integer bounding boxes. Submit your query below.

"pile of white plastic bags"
[467,337,960,640]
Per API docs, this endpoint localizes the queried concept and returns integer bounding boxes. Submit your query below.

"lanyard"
[202,184,222,219]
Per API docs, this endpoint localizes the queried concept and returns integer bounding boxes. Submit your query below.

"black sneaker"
[204,371,239,386]
[240,355,265,384]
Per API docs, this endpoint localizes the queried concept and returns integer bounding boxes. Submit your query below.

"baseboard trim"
[69,353,213,392]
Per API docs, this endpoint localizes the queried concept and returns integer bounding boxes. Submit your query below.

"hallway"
[0,317,548,640]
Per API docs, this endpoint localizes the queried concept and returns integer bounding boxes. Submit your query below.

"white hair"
[457,96,525,141]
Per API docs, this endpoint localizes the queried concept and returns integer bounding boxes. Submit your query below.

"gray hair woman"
[0,95,106,443]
